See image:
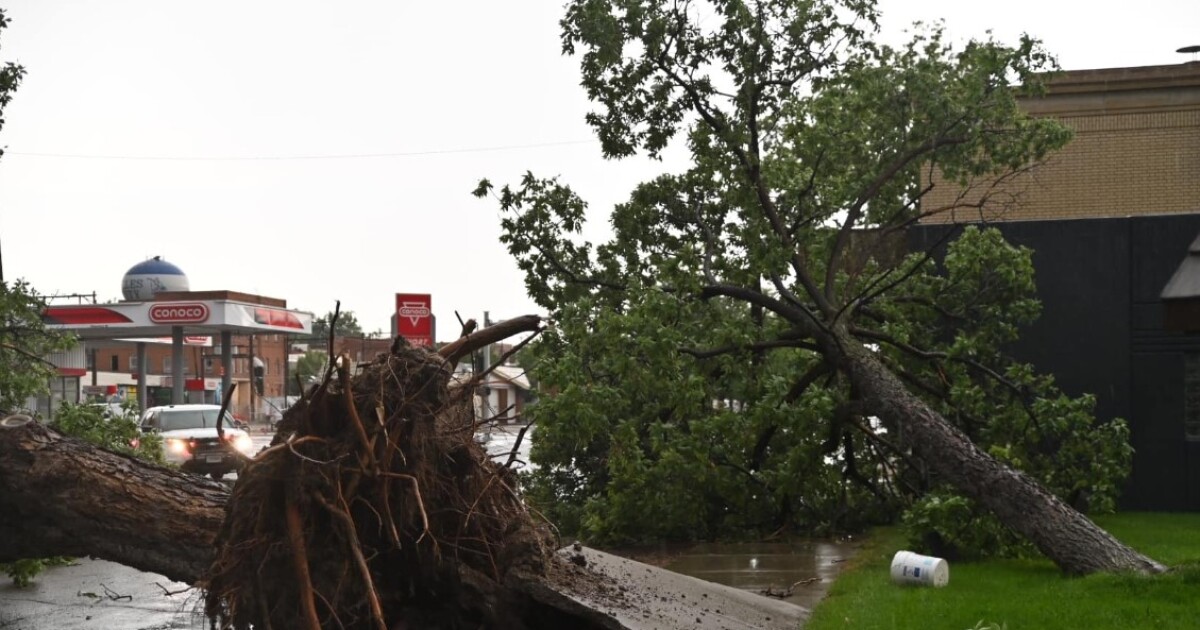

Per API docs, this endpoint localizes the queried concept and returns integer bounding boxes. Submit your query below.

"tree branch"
[438,316,543,366]
[825,134,970,304]
[679,334,817,360]
[782,360,834,405]
[650,26,833,316]
[699,284,821,335]
[0,342,60,369]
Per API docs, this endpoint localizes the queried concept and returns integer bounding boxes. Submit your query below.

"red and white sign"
[251,306,305,329]
[43,306,133,325]
[395,293,433,347]
[149,302,210,324]
[44,299,313,336]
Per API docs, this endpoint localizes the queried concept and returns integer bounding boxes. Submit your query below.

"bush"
[50,401,165,464]
[902,493,1030,560]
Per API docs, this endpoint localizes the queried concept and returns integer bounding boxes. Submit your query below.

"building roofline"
[1020,61,1200,116]
[1041,61,1200,94]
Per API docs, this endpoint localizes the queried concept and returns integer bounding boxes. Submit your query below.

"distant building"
[453,362,534,426]
[42,286,312,423]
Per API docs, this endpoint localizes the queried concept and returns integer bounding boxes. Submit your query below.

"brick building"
[911,61,1200,509]
[89,333,289,415]
[922,61,1200,223]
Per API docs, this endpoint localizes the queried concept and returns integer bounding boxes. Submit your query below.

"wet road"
[663,541,858,611]
[0,560,205,630]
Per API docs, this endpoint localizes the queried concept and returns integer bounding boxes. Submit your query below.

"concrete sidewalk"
[545,546,808,630]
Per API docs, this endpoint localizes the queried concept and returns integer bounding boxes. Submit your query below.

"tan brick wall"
[921,63,1200,223]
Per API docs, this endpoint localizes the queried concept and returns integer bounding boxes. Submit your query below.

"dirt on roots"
[202,342,563,630]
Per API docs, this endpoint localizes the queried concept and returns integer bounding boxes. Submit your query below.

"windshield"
[157,409,236,432]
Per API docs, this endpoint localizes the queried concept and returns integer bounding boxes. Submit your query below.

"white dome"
[122,256,189,301]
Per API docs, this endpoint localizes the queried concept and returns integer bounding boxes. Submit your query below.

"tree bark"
[0,415,226,583]
[835,340,1166,574]
[437,314,543,365]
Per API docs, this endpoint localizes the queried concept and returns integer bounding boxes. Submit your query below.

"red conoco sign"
[395,293,433,347]
[149,302,210,324]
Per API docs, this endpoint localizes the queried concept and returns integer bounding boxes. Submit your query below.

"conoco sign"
[395,293,433,347]
[149,302,210,324]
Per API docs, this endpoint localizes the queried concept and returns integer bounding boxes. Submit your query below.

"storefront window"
[36,376,81,420]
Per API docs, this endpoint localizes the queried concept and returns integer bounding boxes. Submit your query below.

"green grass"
[806,513,1200,630]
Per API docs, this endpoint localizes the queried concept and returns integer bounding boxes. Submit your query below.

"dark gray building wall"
[910,213,1200,510]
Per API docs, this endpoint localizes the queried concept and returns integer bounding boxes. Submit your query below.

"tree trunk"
[0,414,226,583]
[837,340,1165,574]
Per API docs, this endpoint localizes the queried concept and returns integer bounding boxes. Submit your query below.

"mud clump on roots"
[203,342,556,630]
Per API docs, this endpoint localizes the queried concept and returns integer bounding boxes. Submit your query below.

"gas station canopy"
[44,291,314,339]
[43,291,314,411]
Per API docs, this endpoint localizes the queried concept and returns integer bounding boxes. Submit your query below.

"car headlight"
[232,434,254,454]
[166,438,189,455]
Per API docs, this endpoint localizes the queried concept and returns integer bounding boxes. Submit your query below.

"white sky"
[0,1,1195,338]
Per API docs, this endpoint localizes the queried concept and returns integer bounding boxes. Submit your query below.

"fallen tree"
[0,317,636,629]
[481,0,1168,576]
[0,413,225,583]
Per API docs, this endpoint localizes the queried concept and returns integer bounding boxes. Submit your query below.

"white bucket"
[890,550,950,587]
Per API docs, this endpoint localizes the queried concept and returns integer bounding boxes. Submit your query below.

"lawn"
[806,513,1200,630]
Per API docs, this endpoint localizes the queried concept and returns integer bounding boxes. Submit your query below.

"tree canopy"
[0,280,73,412]
[477,0,1157,574]
[0,11,68,414]
[310,309,365,341]
[289,349,329,395]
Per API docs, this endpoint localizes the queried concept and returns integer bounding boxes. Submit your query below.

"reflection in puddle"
[663,540,859,611]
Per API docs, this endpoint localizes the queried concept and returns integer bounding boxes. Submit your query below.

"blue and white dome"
[122,256,190,301]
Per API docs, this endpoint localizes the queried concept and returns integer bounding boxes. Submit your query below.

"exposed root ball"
[203,343,554,629]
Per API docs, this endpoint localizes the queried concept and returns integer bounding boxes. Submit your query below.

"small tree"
[310,310,364,341]
[0,280,73,413]
[0,13,64,414]
[289,349,329,395]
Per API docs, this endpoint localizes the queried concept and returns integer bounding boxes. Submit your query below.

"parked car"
[140,404,255,480]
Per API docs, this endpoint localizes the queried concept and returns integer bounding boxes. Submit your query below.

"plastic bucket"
[890,550,950,587]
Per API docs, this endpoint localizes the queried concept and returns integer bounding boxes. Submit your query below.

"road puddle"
[662,540,859,611]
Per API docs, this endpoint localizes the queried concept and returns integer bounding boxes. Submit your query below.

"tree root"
[204,326,558,629]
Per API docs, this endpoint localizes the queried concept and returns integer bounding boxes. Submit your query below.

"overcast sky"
[0,1,1195,338]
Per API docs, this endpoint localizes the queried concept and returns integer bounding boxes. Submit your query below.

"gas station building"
[41,290,313,422]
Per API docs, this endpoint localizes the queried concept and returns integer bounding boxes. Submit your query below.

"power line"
[4,139,597,162]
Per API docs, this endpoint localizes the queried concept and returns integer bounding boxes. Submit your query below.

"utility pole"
[282,334,289,405]
[481,311,492,424]
[482,311,491,372]
[248,335,256,424]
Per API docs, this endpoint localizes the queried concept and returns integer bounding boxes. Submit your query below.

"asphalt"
[0,558,204,630]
